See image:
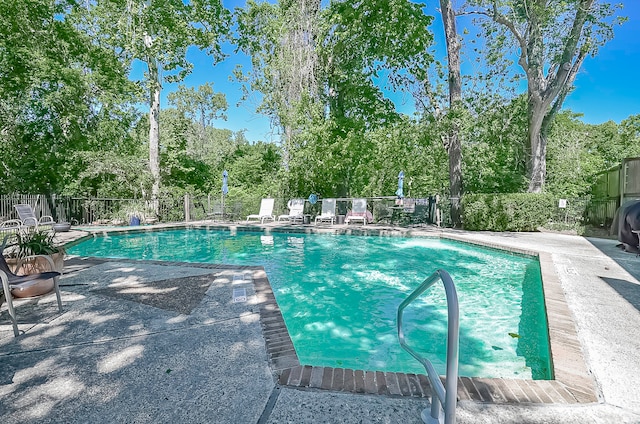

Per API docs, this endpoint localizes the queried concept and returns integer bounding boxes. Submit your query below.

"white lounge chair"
[14,204,55,230]
[278,199,305,223]
[246,198,275,224]
[315,198,336,225]
[345,198,368,226]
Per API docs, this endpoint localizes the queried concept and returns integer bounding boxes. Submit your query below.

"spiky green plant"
[14,228,62,258]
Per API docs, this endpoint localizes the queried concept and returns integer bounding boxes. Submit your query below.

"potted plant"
[8,228,65,274]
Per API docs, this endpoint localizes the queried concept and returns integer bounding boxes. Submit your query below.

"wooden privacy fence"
[588,157,640,226]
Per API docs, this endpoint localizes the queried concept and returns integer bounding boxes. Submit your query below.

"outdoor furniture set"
[245,197,374,226]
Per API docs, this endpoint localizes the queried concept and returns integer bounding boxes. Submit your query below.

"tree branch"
[541,49,585,134]
[463,3,529,73]
[543,0,594,101]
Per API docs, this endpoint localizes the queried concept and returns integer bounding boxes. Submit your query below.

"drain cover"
[233,288,247,303]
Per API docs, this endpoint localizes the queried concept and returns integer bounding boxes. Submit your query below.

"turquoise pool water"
[67,228,551,379]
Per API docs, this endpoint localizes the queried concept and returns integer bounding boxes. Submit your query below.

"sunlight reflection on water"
[68,228,551,379]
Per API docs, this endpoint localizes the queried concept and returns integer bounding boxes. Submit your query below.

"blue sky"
[143,1,640,143]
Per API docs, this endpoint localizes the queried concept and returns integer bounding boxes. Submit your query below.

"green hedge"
[462,193,556,231]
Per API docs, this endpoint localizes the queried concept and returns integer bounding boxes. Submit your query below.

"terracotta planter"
[6,251,64,274]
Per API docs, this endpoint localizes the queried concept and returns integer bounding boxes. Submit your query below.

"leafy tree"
[0,0,135,194]
[321,0,433,127]
[467,0,625,192]
[615,115,640,160]
[76,0,231,205]
[235,0,322,168]
[168,83,228,160]
[463,95,529,193]
[235,0,437,200]
[168,83,228,130]
[65,108,147,198]
[545,111,603,197]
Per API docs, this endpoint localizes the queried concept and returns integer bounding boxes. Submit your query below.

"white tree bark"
[148,57,161,209]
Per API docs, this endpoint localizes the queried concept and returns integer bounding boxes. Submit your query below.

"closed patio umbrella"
[221,170,228,217]
[222,170,229,196]
[396,171,405,199]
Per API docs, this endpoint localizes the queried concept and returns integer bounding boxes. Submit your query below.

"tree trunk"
[440,0,463,228]
[527,97,547,193]
[148,58,161,213]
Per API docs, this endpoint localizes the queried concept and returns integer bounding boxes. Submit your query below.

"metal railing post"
[397,269,459,424]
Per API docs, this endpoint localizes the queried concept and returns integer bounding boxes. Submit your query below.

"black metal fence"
[188,195,439,225]
[0,192,597,232]
[0,195,188,225]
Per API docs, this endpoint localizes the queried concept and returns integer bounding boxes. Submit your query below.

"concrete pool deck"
[1,223,640,423]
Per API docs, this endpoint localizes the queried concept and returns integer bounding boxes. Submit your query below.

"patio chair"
[207,202,224,222]
[0,219,24,244]
[278,199,305,223]
[345,198,369,226]
[0,236,62,337]
[315,198,336,225]
[246,198,276,224]
[14,204,55,230]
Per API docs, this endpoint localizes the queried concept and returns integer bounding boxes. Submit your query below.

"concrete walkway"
[1,226,640,423]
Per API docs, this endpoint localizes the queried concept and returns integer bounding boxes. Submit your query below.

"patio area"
[1,224,639,423]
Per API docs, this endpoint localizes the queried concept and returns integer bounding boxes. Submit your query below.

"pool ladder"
[397,269,459,424]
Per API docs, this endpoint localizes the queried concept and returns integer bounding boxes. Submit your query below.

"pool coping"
[65,223,599,405]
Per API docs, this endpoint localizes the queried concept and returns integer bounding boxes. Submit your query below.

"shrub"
[462,193,556,231]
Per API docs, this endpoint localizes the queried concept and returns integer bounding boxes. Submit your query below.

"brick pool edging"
[250,230,599,404]
[254,248,598,404]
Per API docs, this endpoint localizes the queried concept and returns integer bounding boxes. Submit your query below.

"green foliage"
[281,114,448,200]
[13,228,61,258]
[0,0,137,194]
[226,142,281,193]
[168,83,228,130]
[235,0,437,201]
[320,0,434,126]
[542,197,589,235]
[235,0,322,135]
[467,0,626,192]
[462,193,555,231]
[463,95,529,193]
[588,114,640,167]
[73,0,232,200]
[547,113,640,198]
[546,112,604,197]
[0,0,636,233]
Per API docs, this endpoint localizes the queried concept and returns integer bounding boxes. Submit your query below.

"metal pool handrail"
[397,269,459,424]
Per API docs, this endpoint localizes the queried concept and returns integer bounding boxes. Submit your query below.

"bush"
[542,197,588,235]
[462,193,556,231]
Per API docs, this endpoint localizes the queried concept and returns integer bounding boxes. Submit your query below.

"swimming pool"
[67,228,551,379]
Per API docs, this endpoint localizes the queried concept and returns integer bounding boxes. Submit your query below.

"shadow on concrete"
[600,277,640,313]
[586,237,640,283]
